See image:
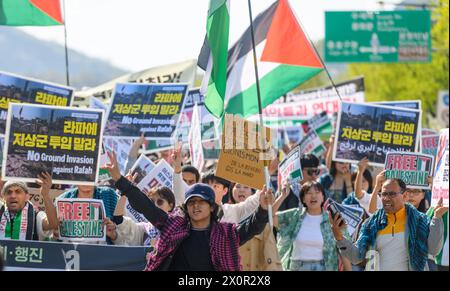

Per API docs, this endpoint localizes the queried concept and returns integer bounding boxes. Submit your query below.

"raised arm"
[272,181,291,228]
[355,157,369,199]
[125,134,146,173]
[102,151,168,229]
[237,187,273,245]
[428,198,447,256]
[171,142,186,205]
[369,170,385,214]
[36,172,59,231]
[325,135,335,170]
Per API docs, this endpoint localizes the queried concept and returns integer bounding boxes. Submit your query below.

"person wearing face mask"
[275,181,344,271]
[230,183,282,271]
[331,178,447,271]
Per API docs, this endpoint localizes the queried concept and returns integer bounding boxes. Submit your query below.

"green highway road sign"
[325,10,431,63]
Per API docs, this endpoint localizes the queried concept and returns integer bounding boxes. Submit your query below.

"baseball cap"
[184,183,215,205]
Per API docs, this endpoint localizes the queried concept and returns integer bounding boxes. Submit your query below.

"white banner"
[74,59,197,106]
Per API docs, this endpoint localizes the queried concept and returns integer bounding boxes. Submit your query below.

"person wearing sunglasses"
[106,186,175,248]
[278,153,321,212]
[330,178,447,271]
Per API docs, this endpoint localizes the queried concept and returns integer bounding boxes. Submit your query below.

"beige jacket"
[239,224,282,271]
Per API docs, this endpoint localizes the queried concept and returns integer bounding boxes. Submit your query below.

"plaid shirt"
[144,208,241,271]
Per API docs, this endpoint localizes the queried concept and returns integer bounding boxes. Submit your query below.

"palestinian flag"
[199,0,323,118]
[199,0,230,120]
[0,0,63,26]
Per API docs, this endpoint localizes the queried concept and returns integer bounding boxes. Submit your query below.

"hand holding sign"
[101,151,122,181]
[329,212,345,241]
[103,218,117,241]
[125,170,138,183]
[259,185,274,211]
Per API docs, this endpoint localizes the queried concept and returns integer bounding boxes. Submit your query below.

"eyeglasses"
[378,191,403,198]
[305,168,320,176]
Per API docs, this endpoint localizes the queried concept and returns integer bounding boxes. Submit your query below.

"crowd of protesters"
[0,130,448,272]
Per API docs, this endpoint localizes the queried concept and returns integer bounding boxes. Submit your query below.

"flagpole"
[247,0,273,229]
[62,0,70,86]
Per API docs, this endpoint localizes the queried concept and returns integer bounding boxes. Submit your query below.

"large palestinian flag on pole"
[199,0,324,118]
[0,0,63,26]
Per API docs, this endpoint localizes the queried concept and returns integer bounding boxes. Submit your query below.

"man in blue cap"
[102,151,274,271]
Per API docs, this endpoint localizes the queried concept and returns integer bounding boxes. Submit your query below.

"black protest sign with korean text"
[103,83,188,139]
[0,71,73,134]
[2,103,103,185]
[333,102,421,166]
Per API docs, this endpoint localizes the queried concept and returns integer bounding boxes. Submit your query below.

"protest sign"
[254,77,365,132]
[89,96,108,112]
[0,239,150,270]
[73,59,196,106]
[103,83,188,139]
[301,111,332,134]
[2,103,103,185]
[27,188,65,212]
[129,154,156,184]
[432,128,449,207]
[137,159,173,194]
[284,126,303,145]
[0,71,74,134]
[125,198,149,224]
[374,100,421,110]
[56,198,106,242]
[421,134,439,158]
[103,138,132,175]
[325,199,364,236]
[385,152,434,189]
[143,138,174,154]
[189,104,205,171]
[422,128,438,136]
[216,114,274,190]
[278,146,302,197]
[437,91,449,127]
[333,102,421,167]
[176,88,220,143]
[97,145,112,182]
[203,139,221,160]
[298,129,327,157]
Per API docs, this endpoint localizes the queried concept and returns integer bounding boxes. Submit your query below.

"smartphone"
[328,203,344,227]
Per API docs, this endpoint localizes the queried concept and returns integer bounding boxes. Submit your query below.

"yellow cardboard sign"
[216,114,273,190]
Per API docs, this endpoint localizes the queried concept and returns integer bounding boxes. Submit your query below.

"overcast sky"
[19,0,399,72]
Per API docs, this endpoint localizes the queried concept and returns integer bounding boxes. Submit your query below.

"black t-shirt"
[168,227,215,271]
